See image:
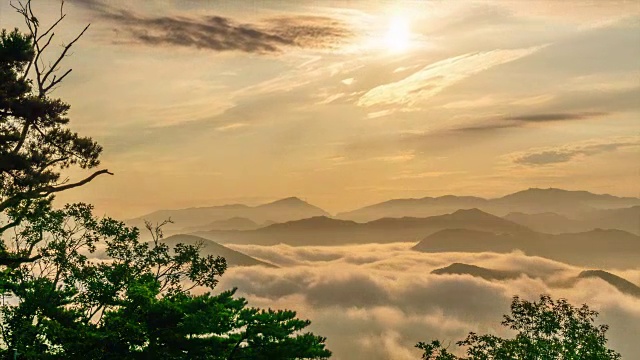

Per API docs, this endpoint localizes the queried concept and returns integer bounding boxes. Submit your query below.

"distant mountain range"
[337,188,640,222]
[413,228,640,268]
[190,208,640,267]
[184,217,264,232]
[127,188,639,236]
[161,234,276,268]
[504,206,639,235]
[431,263,640,298]
[128,197,328,233]
[192,208,533,246]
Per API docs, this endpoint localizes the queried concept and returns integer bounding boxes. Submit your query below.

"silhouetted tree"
[0,204,330,359]
[1,0,107,267]
[417,294,621,360]
[0,3,331,359]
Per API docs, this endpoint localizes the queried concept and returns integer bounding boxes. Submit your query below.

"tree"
[417,294,621,360]
[0,204,330,359]
[1,0,108,268]
[1,3,331,359]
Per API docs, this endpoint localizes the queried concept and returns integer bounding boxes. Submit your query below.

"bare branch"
[36,2,66,43]
[40,24,90,92]
[0,170,113,213]
[43,169,113,194]
[43,69,72,93]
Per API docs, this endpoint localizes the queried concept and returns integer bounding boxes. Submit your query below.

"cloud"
[263,15,352,49]
[215,123,248,132]
[357,46,545,108]
[504,111,608,122]
[510,136,640,166]
[455,122,519,132]
[454,111,609,133]
[391,171,466,180]
[78,1,351,53]
[210,243,640,359]
[372,151,416,163]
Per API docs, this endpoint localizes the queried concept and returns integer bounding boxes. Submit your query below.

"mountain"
[496,188,639,209]
[431,263,521,281]
[503,206,640,235]
[413,228,640,268]
[193,209,531,246]
[337,196,489,222]
[503,212,584,234]
[161,234,276,268]
[493,188,640,216]
[128,197,329,233]
[582,206,640,235]
[431,264,640,297]
[185,217,262,232]
[260,216,359,231]
[578,270,640,297]
[338,188,640,222]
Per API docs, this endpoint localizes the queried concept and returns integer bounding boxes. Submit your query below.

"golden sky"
[2,0,638,218]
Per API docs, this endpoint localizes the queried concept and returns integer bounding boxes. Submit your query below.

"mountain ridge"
[338,188,640,222]
[193,208,532,246]
[162,234,276,268]
[128,197,330,234]
[413,227,640,268]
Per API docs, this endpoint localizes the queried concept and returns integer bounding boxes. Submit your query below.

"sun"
[384,15,411,53]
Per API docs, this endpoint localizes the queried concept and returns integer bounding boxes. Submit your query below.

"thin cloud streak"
[454,111,609,133]
[505,111,608,122]
[357,45,545,108]
[508,136,640,166]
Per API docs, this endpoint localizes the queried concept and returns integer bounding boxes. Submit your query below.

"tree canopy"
[417,294,621,360]
[1,0,106,268]
[0,2,331,359]
[0,204,330,359]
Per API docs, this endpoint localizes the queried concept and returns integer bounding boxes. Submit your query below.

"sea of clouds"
[211,243,640,359]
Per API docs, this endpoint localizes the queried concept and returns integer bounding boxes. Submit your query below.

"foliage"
[0,3,331,359]
[417,294,621,360]
[0,203,330,359]
[0,0,108,268]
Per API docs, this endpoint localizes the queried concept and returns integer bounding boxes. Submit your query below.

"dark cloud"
[512,137,640,166]
[504,111,608,122]
[74,1,351,53]
[455,122,518,132]
[454,111,609,134]
[514,150,576,165]
[262,16,352,49]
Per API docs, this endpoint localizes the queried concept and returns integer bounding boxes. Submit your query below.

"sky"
[1,0,639,218]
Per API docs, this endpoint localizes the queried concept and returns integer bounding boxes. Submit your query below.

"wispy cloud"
[508,136,640,166]
[391,171,466,180]
[215,123,249,132]
[357,46,545,107]
[504,112,608,122]
[77,1,351,53]
[455,123,518,132]
[372,152,416,163]
[263,16,352,49]
[455,111,609,133]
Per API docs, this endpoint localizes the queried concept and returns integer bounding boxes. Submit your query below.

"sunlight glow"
[384,15,411,52]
